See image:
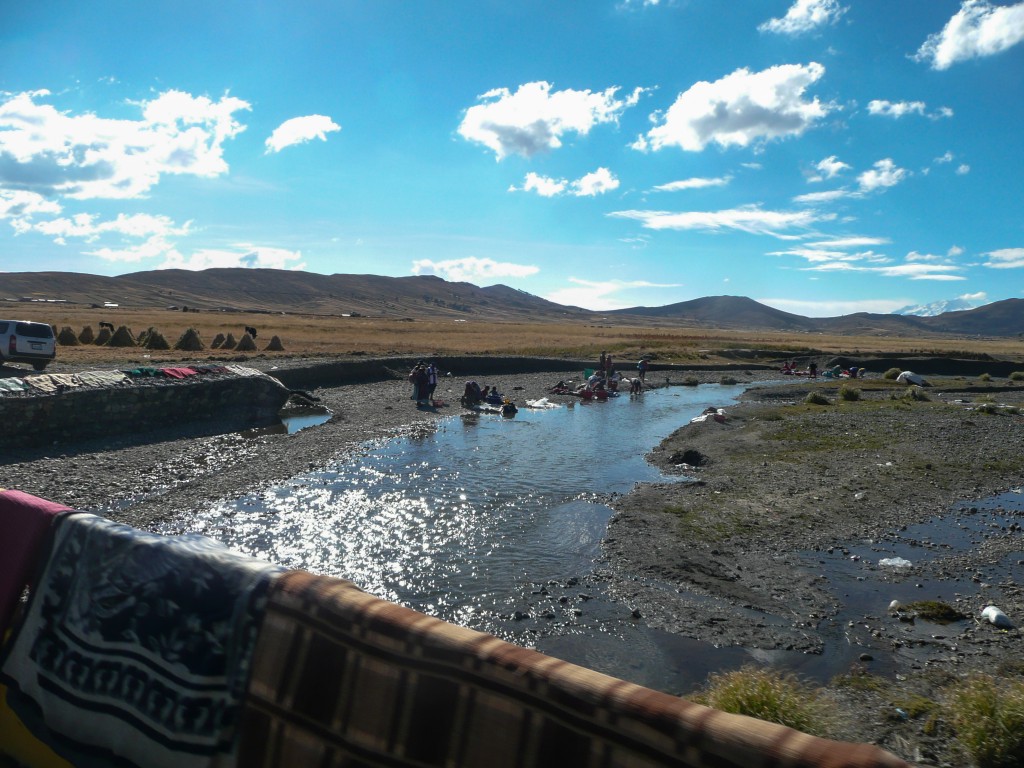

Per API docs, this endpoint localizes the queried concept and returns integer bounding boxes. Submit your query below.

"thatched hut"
[211,333,226,349]
[142,330,171,350]
[94,328,113,345]
[235,333,257,352]
[264,335,285,351]
[57,327,80,346]
[220,333,237,350]
[78,326,95,344]
[174,328,205,351]
[108,326,138,348]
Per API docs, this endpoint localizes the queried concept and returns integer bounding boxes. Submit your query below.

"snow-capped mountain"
[893,297,984,317]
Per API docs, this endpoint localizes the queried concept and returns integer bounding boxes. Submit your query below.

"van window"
[0,322,8,333]
[15,322,54,338]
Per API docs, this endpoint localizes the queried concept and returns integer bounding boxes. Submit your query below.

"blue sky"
[2,0,1023,316]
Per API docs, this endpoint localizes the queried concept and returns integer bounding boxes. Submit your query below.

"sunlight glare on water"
[172,384,749,624]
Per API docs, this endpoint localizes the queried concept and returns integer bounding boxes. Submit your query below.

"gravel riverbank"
[3,359,1023,765]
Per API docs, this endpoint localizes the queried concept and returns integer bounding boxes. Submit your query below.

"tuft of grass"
[945,673,1024,768]
[694,666,831,737]
[883,367,903,380]
[804,391,831,406]
[1010,371,1024,381]
[975,402,999,415]
[838,384,861,402]
[894,386,930,402]
[904,600,967,623]
[979,372,993,382]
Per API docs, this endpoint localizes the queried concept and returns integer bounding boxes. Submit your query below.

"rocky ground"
[3,359,1023,766]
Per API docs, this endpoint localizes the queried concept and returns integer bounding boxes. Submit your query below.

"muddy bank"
[605,375,1024,762]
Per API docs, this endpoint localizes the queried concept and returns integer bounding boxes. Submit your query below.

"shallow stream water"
[164,384,1023,695]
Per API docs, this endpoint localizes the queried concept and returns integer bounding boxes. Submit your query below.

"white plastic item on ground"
[896,371,926,386]
[690,408,726,424]
[524,398,560,409]
[981,605,1014,629]
[878,557,912,568]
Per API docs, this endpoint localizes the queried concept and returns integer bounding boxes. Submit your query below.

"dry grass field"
[8,303,1024,368]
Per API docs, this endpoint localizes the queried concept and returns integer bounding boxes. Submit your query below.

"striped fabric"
[239,571,909,768]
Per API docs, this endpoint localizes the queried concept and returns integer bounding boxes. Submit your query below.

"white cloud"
[956,163,971,174]
[638,63,830,152]
[806,236,891,248]
[793,189,851,204]
[867,99,953,119]
[767,247,888,264]
[759,297,908,316]
[0,189,61,225]
[265,115,340,153]
[959,290,988,301]
[653,175,731,191]
[857,158,908,192]
[87,235,181,263]
[0,89,250,200]
[410,256,539,283]
[759,0,847,35]
[159,245,305,271]
[609,204,831,237]
[935,151,955,164]
[915,0,1024,70]
[545,277,680,311]
[574,167,620,196]
[458,81,643,160]
[511,167,620,197]
[803,260,964,280]
[806,154,850,183]
[867,99,926,118]
[982,247,1024,268]
[515,173,567,198]
[25,212,187,244]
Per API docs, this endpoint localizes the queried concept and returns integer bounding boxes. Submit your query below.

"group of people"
[780,360,860,379]
[461,381,505,407]
[408,361,438,406]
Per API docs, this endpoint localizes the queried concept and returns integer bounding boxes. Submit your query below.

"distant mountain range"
[2,268,1022,338]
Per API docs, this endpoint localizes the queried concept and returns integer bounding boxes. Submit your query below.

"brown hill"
[3,268,1024,337]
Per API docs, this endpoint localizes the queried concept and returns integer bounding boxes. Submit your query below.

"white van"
[0,320,57,370]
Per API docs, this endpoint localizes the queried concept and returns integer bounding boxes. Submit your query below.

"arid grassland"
[12,303,1024,367]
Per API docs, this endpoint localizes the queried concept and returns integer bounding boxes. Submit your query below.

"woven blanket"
[0,512,284,768]
[238,571,909,768]
[75,370,129,387]
[0,491,71,635]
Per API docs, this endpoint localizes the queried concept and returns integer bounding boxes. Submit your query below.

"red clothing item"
[0,490,72,633]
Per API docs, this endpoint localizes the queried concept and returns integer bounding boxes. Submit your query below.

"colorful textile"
[123,366,161,377]
[0,512,284,768]
[0,378,28,394]
[0,490,71,634]
[238,571,909,768]
[75,370,129,387]
[160,367,199,379]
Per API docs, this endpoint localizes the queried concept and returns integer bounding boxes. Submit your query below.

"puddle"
[794,492,1024,681]
[243,406,332,437]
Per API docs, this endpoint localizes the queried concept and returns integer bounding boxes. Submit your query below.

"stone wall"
[0,375,290,450]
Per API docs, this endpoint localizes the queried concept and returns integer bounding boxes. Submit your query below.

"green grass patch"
[804,391,831,406]
[904,600,967,623]
[883,367,903,380]
[837,384,861,401]
[945,673,1024,768]
[1010,371,1024,381]
[692,666,831,737]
